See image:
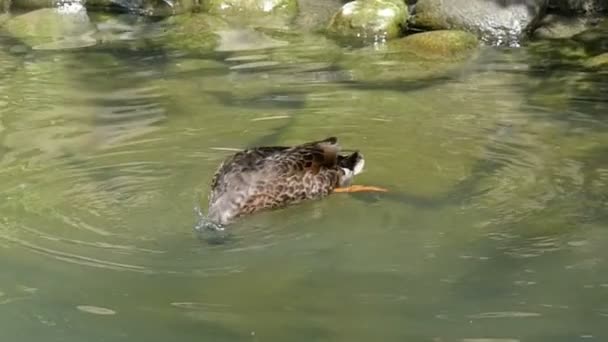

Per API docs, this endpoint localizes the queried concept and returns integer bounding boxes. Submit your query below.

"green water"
[1,12,608,342]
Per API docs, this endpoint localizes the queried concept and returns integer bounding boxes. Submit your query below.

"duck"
[205,137,386,227]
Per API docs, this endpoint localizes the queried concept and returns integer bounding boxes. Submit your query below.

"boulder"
[327,0,408,43]
[411,0,548,46]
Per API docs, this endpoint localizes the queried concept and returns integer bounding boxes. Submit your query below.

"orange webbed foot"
[334,185,389,193]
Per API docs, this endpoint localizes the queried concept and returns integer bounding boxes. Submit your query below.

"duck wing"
[269,137,340,176]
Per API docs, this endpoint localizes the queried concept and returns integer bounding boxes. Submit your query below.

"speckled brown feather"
[207,137,361,225]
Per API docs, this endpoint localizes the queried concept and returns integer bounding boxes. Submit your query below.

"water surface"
[1,10,608,342]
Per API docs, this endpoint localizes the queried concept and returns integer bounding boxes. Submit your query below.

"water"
[1,10,608,342]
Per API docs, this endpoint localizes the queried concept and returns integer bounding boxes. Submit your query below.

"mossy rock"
[327,0,408,42]
[391,30,479,60]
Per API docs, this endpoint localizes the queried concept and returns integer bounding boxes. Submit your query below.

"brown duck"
[206,137,386,227]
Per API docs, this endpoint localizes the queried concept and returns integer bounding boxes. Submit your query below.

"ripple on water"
[468,312,542,319]
[77,305,117,315]
[461,339,520,342]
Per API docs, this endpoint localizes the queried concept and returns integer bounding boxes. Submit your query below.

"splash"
[193,195,231,244]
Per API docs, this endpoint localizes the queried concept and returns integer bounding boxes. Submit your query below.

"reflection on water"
[1,9,608,342]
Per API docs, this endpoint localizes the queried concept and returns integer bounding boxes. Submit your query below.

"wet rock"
[549,0,607,13]
[327,0,408,43]
[392,30,479,60]
[4,7,97,50]
[533,14,601,39]
[411,0,548,46]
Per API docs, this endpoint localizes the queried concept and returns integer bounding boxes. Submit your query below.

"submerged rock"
[571,19,608,55]
[392,30,479,60]
[411,0,548,46]
[85,0,198,16]
[206,0,298,17]
[11,0,85,10]
[158,13,226,53]
[583,52,608,69]
[4,7,97,50]
[294,0,343,32]
[548,0,607,13]
[327,0,408,43]
[533,14,602,39]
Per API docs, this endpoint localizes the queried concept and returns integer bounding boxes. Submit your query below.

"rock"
[327,0,408,43]
[4,7,98,50]
[548,0,607,13]
[583,52,608,68]
[411,0,548,46]
[533,14,601,39]
[205,0,298,26]
[391,30,479,60]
